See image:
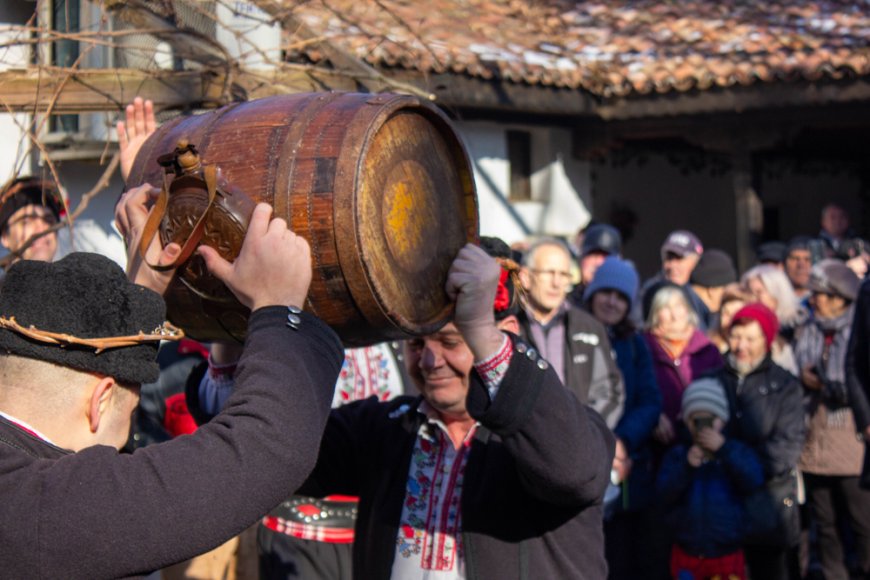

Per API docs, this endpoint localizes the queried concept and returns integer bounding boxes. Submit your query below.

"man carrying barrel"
[0,189,345,577]
[193,236,615,579]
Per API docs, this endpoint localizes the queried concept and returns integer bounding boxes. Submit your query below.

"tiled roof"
[287,0,870,97]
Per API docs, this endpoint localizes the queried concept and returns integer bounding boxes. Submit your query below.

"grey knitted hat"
[681,377,730,422]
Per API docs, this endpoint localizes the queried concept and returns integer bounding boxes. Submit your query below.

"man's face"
[521,245,571,314]
[580,251,608,285]
[728,321,768,374]
[662,252,699,286]
[784,249,812,289]
[1,204,58,262]
[821,206,849,239]
[406,324,475,418]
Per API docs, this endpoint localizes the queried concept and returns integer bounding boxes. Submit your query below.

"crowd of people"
[0,97,868,580]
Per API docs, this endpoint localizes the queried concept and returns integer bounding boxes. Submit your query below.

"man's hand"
[119,183,181,294]
[199,204,311,311]
[117,97,157,184]
[445,244,504,361]
[695,417,726,453]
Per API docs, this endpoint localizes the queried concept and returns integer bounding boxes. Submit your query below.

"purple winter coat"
[643,329,724,425]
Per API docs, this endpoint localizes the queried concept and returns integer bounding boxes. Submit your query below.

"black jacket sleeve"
[33,308,344,579]
[465,334,615,507]
[847,281,870,432]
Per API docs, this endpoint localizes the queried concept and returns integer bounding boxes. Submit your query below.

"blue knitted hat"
[583,256,639,309]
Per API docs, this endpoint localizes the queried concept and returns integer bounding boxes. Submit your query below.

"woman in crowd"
[741,264,803,375]
[718,303,806,580]
[583,257,662,580]
[794,260,870,579]
[643,282,724,449]
[709,284,754,354]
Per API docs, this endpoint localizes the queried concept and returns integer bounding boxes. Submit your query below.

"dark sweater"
[300,334,616,579]
[0,307,343,579]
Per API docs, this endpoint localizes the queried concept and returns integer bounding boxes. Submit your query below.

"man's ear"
[87,376,118,434]
[497,315,520,335]
[0,230,10,250]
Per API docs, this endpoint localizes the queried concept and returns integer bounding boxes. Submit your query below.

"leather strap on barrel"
[138,165,219,272]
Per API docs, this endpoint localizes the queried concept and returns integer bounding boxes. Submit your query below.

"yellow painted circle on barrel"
[382,160,437,273]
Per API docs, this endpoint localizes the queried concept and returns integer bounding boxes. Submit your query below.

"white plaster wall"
[456,121,592,246]
[0,4,34,184]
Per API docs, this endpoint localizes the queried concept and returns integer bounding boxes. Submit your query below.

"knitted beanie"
[731,302,779,349]
[682,377,730,422]
[583,256,639,310]
[690,249,737,287]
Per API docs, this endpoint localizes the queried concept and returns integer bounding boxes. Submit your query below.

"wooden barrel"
[127,92,478,346]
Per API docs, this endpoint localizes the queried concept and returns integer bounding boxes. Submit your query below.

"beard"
[728,352,764,377]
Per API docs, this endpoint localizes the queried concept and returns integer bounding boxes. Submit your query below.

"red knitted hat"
[731,303,779,349]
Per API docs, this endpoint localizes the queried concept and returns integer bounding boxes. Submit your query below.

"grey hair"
[645,285,700,331]
[741,264,804,327]
[522,237,572,268]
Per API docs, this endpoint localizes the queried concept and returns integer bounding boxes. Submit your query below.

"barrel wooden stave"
[128,92,477,345]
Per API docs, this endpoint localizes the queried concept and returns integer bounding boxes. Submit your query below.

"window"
[507,130,531,201]
[50,0,80,133]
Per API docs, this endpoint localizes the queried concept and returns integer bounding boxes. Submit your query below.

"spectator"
[741,264,804,374]
[757,241,788,269]
[794,260,870,579]
[718,303,806,580]
[846,280,870,492]
[580,224,622,283]
[639,230,708,330]
[196,242,617,579]
[784,236,815,303]
[517,237,625,428]
[583,257,662,580]
[709,284,754,355]
[642,283,723,449]
[819,203,854,258]
[689,248,738,331]
[657,377,765,580]
[0,176,64,265]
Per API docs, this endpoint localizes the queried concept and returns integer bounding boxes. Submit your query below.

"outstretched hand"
[445,244,505,361]
[117,97,157,184]
[118,183,181,294]
[198,204,312,311]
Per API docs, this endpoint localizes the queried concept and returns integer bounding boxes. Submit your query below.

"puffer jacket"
[657,438,765,557]
[611,332,662,511]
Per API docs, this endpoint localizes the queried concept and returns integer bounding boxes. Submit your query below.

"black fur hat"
[479,236,520,320]
[0,253,166,384]
[0,177,64,232]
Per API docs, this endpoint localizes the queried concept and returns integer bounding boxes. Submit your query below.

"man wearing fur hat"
[0,176,65,265]
[716,303,806,580]
[794,259,870,579]
[195,236,616,579]
[0,191,346,578]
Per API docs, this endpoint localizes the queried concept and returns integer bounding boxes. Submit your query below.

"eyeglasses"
[529,268,572,282]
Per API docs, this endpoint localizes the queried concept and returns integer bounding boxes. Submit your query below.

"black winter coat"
[300,334,616,580]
